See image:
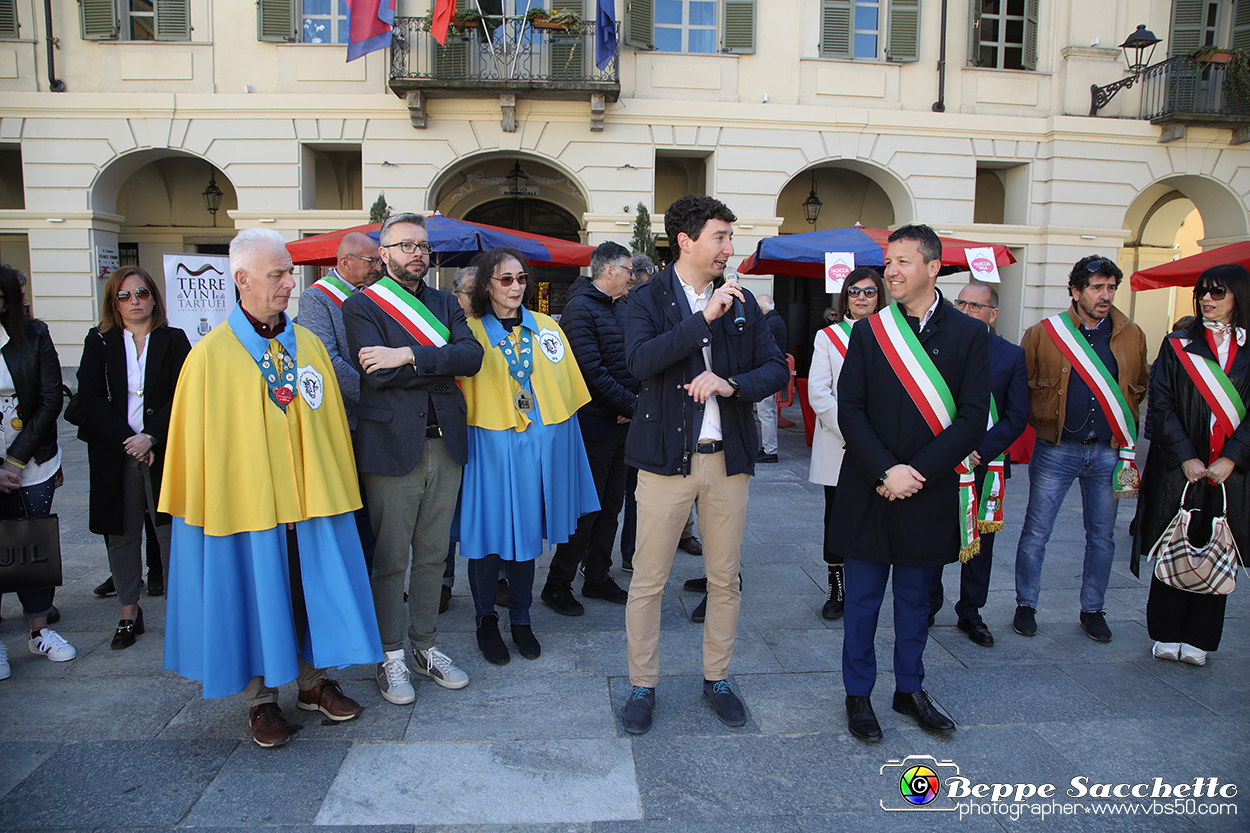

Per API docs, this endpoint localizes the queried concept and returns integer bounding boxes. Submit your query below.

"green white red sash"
[1040,312,1140,498]
[821,320,853,358]
[977,394,1006,533]
[869,305,980,562]
[1169,336,1245,460]
[309,273,353,308]
[361,276,450,347]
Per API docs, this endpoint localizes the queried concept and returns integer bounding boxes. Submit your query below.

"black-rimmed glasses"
[954,299,995,312]
[116,287,151,302]
[381,241,434,256]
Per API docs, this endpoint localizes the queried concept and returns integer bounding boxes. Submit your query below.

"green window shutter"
[967,0,980,65]
[80,0,119,40]
[257,0,296,42]
[886,0,919,62]
[624,0,653,49]
[156,0,191,41]
[820,0,851,58]
[1233,0,1250,50]
[550,0,584,79]
[435,1,471,78]
[0,0,18,39]
[1169,0,1204,56]
[1021,0,1038,70]
[722,0,754,53]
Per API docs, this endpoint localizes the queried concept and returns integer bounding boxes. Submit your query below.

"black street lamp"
[1090,24,1162,116]
[201,167,224,220]
[802,170,822,225]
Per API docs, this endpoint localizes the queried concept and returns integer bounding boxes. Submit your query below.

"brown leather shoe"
[249,703,292,748]
[297,679,363,722]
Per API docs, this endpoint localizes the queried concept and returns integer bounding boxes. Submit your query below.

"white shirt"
[675,268,722,442]
[918,290,941,332]
[124,330,149,435]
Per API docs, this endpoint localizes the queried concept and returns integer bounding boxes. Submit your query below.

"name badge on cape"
[536,328,565,363]
[298,365,324,409]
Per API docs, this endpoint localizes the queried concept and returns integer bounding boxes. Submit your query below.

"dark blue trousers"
[842,557,937,697]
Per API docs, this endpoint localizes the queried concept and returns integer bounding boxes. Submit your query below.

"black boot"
[822,564,844,620]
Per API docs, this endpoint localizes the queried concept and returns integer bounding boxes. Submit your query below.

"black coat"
[1,318,62,467]
[1132,331,1250,575]
[558,275,637,438]
[830,296,990,567]
[76,325,191,536]
[764,309,788,355]
[623,264,790,477]
[982,331,1030,478]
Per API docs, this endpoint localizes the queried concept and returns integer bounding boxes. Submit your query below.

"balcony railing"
[1136,55,1250,124]
[389,16,619,94]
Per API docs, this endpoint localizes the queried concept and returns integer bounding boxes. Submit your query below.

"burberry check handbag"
[1147,482,1242,595]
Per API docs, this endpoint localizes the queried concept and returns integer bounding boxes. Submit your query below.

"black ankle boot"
[822,565,844,620]
[476,614,510,665]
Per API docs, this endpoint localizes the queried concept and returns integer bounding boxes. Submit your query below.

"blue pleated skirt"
[164,514,383,699]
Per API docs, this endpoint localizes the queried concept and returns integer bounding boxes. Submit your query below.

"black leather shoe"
[621,686,655,734]
[476,614,510,665]
[957,617,994,647]
[146,574,164,597]
[1013,605,1038,637]
[111,607,144,650]
[583,578,629,604]
[703,679,747,727]
[690,593,707,623]
[756,452,778,463]
[845,696,882,742]
[892,690,956,733]
[94,577,116,598]
[683,576,707,592]
[679,536,703,555]
[541,584,585,616]
[511,623,541,660]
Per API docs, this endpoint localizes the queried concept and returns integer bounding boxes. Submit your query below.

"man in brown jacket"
[1013,255,1148,643]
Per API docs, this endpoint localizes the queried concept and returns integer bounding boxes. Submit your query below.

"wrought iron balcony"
[389,15,620,131]
[1135,55,1250,126]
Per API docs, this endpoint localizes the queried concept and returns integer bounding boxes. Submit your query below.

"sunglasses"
[116,287,152,302]
[381,241,434,256]
[1195,285,1228,301]
[847,286,878,298]
[1084,258,1117,274]
[494,273,529,287]
[954,299,995,312]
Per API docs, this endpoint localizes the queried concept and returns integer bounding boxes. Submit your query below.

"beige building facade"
[0,0,1247,363]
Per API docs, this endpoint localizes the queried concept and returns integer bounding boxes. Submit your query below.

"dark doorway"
[464,199,583,315]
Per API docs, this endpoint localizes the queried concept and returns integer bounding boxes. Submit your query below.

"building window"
[1169,0,1250,55]
[655,0,717,53]
[625,0,755,54]
[79,0,190,41]
[301,0,348,44]
[820,0,918,62]
[853,0,879,58]
[969,0,1037,70]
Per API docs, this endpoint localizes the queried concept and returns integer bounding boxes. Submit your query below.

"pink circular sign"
[971,256,995,274]
[827,262,851,281]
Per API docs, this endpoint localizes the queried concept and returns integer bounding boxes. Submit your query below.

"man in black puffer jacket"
[541,242,639,616]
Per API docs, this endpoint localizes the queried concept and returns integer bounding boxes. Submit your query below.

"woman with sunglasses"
[458,247,598,665]
[1135,264,1250,668]
[807,267,888,619]
[76,267,190,649]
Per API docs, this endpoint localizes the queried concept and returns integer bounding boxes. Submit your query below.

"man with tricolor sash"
[832,225,990,742]
[928,282,1029,648]
[343,212,484,705]
[1014,256,1148,643]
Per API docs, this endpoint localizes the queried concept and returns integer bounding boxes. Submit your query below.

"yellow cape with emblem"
[461,312,590,431]
[158,321,361,537]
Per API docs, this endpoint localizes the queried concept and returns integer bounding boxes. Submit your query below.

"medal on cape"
[10,417,21,431]
[275,386,295,405]
[514,389,535,414]
[260,340,298,412]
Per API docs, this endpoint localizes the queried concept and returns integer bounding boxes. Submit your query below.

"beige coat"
[807,325,847,487]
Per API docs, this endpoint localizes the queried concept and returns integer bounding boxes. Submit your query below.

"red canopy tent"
[1129,241,1250,291]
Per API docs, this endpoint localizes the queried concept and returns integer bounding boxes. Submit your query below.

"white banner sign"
[964,247,1001,283]
[825,252,855,294]
[163,253,233,346]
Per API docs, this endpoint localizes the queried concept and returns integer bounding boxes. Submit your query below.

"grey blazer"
[342,278,484,475]
[295,269,361,429]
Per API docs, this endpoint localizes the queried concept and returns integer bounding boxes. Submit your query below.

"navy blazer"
[623,264,789,477]
[980,330,1029,478]
[831,294,990,567]
[342,278,484,475]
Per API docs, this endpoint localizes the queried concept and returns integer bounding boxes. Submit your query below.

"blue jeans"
[468,555,534,626]
[1015,438,1119,613]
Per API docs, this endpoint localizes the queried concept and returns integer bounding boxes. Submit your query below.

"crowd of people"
[0,193,1244,749]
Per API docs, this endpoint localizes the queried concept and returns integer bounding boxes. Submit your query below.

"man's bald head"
[336,232,382,287]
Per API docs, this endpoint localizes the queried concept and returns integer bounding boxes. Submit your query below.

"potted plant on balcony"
[525,8,584,31]
[1190,46,1250,112]
[452,8,484,33]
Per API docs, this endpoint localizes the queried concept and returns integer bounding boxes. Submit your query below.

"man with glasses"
[541,242,638,616]
[1014,256,1148,643]
[929,282,1028,647]
[343,213,484,704]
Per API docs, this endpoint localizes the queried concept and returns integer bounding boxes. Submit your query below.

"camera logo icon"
[880,755,959,812]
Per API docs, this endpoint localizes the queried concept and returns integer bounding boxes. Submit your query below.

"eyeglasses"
[954,299,996,312]
[343,254,382,265]
[494,273,529,287]
[847,286,878,299]
[1195,285,1228,301]
[381,241,434,256]
[116,287,151,302]
[632,266,656,278]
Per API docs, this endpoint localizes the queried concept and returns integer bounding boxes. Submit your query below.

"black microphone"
[726,276,746,332]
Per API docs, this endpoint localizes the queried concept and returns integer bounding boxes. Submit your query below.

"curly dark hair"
[663,194,737,252]
[1187,263,1250,338]
[1068,254,1123,292]
[468,247,537,318]
[835,267,888,322]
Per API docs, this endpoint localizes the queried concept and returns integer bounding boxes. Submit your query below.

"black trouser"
[930,463,996,622]
[547,420,630,588]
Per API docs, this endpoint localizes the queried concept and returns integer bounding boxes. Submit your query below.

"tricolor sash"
[309,273,353,308]
[821,320,853,358]
[361,276,450,347]
[1040,312,1140,498]
[977,394,1006,533]
[869,305,980,562]
[1169,336,1245,461]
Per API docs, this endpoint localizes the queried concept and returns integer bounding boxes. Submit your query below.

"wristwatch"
[726,376,741,399]
[877,466,893,486]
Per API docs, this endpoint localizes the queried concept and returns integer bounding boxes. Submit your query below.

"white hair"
[229,227,288,277]
[757,294,775,313]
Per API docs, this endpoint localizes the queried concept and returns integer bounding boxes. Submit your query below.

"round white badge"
[297,365,324,409]
[537,328,565,363]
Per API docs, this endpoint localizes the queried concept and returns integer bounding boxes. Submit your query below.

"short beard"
[387,255,429,287]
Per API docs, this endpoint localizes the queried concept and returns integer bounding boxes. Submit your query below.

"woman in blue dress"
[459,247,598,666]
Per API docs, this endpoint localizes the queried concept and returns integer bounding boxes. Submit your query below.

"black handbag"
[0,513,62,593]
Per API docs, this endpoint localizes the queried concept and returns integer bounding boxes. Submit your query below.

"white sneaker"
[1152,641,1181,662]
[414,645,469,690]
[0,641,10,679]
[1179,643,1208,666]
[29,628,76,662]
[376,649,415,704]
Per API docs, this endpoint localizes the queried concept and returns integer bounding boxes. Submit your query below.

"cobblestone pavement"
[1,410,1245,831]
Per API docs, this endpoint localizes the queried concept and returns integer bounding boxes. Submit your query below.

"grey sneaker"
[414,646,469,690]
[376,649,416,704]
